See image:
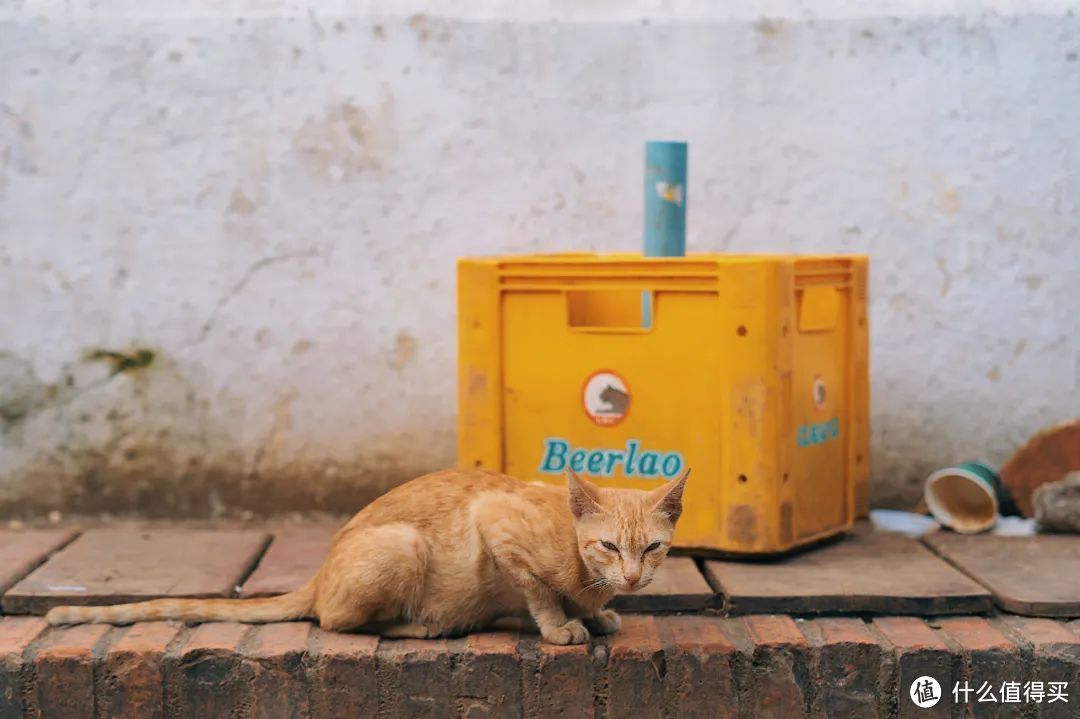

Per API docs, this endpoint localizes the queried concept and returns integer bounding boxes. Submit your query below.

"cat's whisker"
[577,576,611,596]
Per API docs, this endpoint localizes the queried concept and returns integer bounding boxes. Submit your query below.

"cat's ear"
[649,468,690,523]
[566,469,603,519]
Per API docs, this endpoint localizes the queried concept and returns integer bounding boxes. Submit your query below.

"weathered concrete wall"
[1,1,1078,516]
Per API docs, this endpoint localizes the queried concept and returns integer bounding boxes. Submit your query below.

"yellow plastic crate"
[457,253,870,554]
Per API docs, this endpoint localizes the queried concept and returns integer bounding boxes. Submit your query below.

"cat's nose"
[624,573,641,588]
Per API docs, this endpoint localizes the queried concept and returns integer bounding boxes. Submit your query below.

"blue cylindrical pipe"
[643,141,687,326]
[644,141,688,256]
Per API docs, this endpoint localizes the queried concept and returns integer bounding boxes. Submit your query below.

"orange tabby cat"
[46,467,689,644]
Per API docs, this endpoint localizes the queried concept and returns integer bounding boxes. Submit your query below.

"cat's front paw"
[542,619,590,645]
[585,609,622,635]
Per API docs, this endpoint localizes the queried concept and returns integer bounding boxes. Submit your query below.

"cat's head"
[565,467,689,592]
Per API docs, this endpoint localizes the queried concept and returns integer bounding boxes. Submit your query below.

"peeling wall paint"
[1,1,1078,516]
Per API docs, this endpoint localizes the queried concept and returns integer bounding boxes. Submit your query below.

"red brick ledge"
[1,614,1078,718]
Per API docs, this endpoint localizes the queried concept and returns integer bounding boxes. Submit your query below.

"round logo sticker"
[812,375,827,410]
[909,676,941,708]
[583,370,630,427]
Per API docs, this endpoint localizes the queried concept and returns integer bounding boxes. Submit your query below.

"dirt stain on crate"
[728,505,759,546]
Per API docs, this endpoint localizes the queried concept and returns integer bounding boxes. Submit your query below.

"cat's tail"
[44,578,317,626]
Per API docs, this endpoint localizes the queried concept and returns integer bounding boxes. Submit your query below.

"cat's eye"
[600,541,620,553]
[644,541,662,554]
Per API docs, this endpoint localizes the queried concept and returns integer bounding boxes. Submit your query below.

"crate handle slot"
[797,286,839,332]
[565,289,652,332]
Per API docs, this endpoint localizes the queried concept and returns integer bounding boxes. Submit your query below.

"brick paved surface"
[1,526,1078,717]
[0,614,1075,718]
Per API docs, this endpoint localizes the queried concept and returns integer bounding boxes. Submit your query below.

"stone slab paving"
[0,530,79,599]
[1,529,271,614]
[239,525,337,598]
[706,528,994,615]
[610,556,716,612]
[924,532,1080,617]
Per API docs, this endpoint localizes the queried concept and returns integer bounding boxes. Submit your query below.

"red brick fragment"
[31,624,112,718]
[608,616,664,718]
[99,621,179,719]
[804,618,883,718]
[744,614,808,647]
[165,622,252,719]
[937,617,1013,652]
[245,623,311,719]
[938,618,1025,719]
[378,639,451,719]
[1000,616,1078,648]
[0,617,48,717]
[662,616,738,719]
[453,632,520,718]
[1000,617,1080,719]
[741,616,809,719]
[533,640,593,719]
[873,616,947,651]
[307,629,379,719]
